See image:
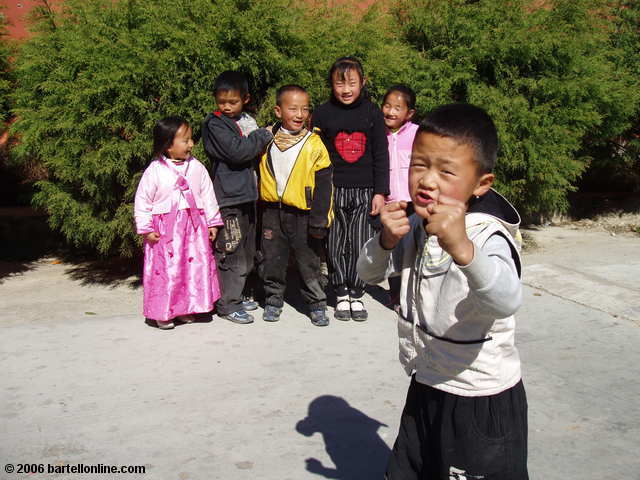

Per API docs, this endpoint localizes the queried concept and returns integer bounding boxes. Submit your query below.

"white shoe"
[156,320,175,330]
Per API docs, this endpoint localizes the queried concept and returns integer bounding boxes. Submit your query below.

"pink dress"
[386,122,419,203]
[134,156,223,321]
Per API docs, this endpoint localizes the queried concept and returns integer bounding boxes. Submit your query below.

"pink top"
[134,156,223,234]
[386,122,419,203]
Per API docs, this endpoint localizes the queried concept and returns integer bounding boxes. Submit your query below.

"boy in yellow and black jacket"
[258,85,333,326]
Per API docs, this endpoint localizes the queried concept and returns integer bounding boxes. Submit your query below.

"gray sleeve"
[457,233,522,318]
[357,232,400,285]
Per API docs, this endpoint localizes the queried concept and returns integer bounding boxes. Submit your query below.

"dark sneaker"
[263,305,282,322]
[334,296,351,321]
[350,299,368,322]
[156,320,175,330]
[242,299,259,311]
[177,314,195,324]
[221,310,254,324]
[310,309,329,327]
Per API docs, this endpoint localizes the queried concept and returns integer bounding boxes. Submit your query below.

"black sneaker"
[310,309,329,327]
[221,310,254,324]
[263,305,282,322]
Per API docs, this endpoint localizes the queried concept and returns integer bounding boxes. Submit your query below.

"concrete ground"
[1,225,639,480]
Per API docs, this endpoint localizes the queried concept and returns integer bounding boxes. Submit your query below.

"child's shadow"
[296,395,391,480]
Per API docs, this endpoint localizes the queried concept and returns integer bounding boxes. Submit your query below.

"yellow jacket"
[259,131,334,231]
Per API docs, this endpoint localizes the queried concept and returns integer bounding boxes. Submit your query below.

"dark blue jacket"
[201,111,272,207]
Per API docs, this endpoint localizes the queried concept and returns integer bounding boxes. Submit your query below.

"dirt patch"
[563,192,640,235]
[563,212,640,235]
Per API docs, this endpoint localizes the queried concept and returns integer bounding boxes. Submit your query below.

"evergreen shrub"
[0,10,13,124]
[394,0,639,217]
[9,0,640,256]
[10,0,409,256]
[578,1,640,192]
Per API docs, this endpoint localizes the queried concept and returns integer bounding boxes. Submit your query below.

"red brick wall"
[4,0,379,41]
[4,1,54,40]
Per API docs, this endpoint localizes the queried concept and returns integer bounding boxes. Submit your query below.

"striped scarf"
[273,127,309,151]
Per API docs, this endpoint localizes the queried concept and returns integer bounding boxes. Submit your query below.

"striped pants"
[328,186,377,296]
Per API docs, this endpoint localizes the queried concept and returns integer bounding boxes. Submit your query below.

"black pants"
[214,202,256,315]
[328,187,377,297]
[261,205,326,310]
[386,377,528,480]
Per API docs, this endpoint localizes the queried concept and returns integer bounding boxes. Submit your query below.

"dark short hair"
[418,103,498,173]
[214,70,249,97]
[328,56,365,86]
[383,85,416,111]
[275,84,309,106]
[152,116,189,159]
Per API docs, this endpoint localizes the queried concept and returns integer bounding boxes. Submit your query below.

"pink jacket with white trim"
[386,122,419,203]
[134,156,223,234]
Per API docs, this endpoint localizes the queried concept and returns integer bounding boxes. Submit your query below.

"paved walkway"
[1,225,639,479]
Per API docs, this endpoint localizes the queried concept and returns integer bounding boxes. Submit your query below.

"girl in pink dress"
[381,85,418,310]
[134,117,223,329]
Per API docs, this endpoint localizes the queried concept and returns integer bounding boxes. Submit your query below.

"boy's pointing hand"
[380,201,411,250]
[425,195,474,266]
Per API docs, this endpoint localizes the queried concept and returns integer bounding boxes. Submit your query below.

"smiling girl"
[134,117,223,329]
[311,57,389,321]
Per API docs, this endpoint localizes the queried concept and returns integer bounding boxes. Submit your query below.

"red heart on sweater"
[335,131,367,163]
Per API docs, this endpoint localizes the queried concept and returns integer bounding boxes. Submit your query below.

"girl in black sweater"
[312,57,389,321]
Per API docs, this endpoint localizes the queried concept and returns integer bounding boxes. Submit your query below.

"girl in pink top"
[382,85,418,210]
[382,86,418,308]
[134,117,223,329]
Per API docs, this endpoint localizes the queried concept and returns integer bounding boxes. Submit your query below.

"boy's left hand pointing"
[425,195,474,266]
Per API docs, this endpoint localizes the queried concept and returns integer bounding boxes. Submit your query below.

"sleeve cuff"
[372,232,395,254]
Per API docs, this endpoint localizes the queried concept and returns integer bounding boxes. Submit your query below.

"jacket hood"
[466,188,520,238]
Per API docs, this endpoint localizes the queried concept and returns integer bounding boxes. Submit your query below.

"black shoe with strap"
[350,298,368,322]
[334,295,351,321]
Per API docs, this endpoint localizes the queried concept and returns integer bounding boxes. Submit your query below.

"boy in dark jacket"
[201,71,273,324]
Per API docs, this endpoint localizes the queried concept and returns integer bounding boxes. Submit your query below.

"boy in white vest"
[357,104,527,479]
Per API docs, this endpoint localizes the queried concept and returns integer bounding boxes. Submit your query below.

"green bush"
[578,1,640,192]
[9,0,640,256]
[394,0,640,217]
[10,0,410,256]
[0,9,14,124]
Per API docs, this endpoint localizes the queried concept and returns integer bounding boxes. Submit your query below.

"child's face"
[331,68,364,106]
[215,89,249,119]
[166,124,194,161]
[274,91,310,132]
[409,132,493,220]
[382,91,415,131]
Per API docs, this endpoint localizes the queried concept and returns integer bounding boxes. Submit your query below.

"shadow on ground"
[62,253,142,288]
[0,210,141,287]
[0,211,61,281]
[272,267,393,315]
[568,192,640,219]
[296,395,390,480]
